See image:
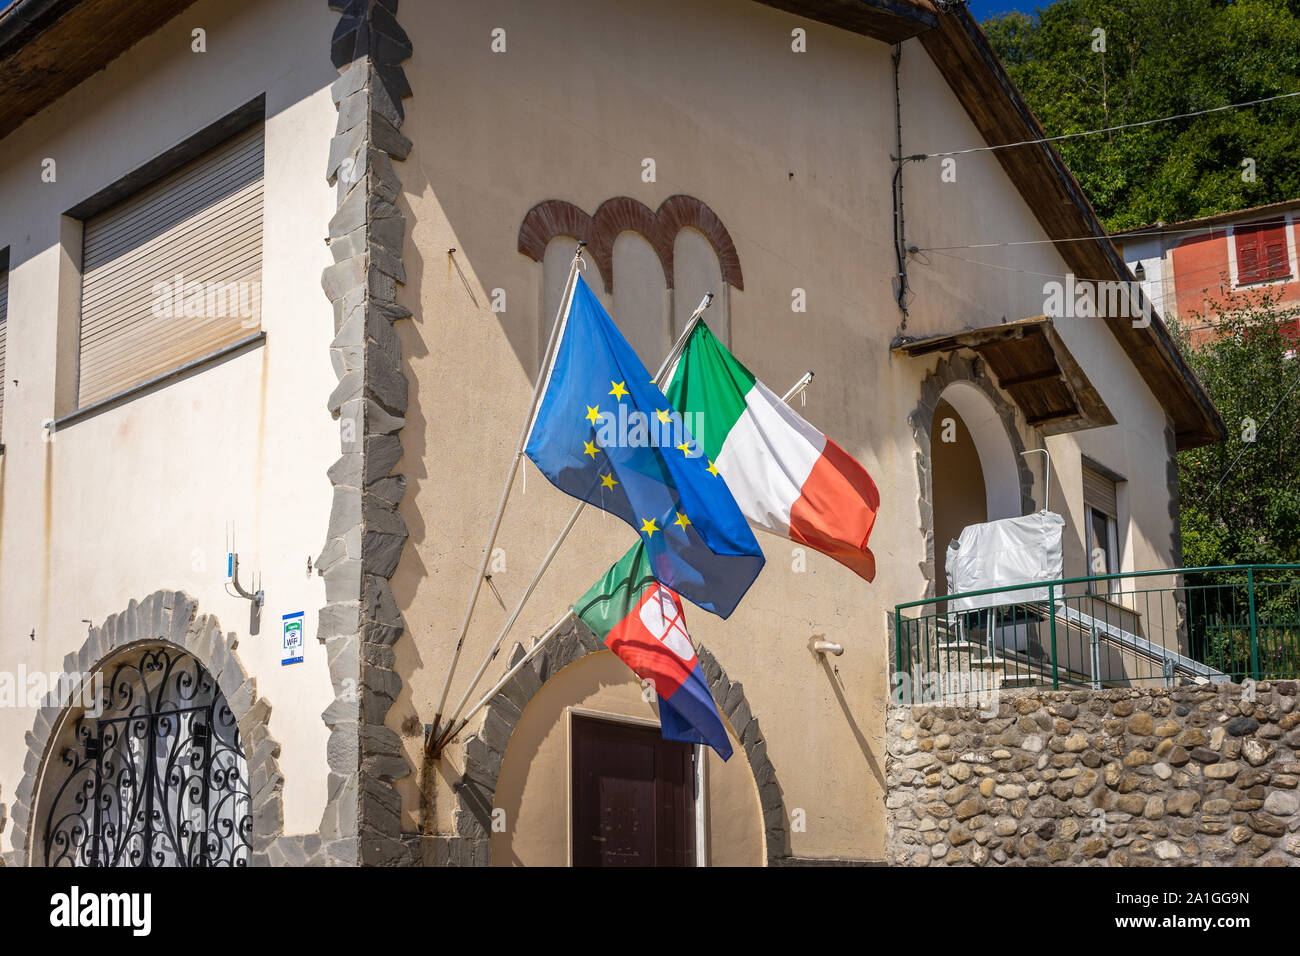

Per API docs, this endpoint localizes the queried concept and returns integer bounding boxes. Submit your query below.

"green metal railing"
[892,565,1300,701]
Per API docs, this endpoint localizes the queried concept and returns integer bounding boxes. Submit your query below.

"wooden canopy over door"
[893,316,1116,436]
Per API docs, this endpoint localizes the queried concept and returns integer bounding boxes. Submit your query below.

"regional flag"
[525,276,764,619]
[662,321,881,581]
[576,541,733,760]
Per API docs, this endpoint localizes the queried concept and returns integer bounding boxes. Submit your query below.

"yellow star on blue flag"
[523,276,764,618]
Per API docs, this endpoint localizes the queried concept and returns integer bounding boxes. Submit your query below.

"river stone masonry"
[887,683,1300,866]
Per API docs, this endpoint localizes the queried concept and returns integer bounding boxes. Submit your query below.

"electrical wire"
[424,51,1294,327]
[924,90,1300,159]
[914,217,1277,252]
[915,247,1296,317]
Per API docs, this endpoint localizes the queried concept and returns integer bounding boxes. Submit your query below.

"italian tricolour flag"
[573,321,881,759]
[663,321,880,581]
[575,542,733,760]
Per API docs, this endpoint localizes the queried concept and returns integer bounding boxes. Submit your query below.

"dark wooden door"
[571,715,695,867]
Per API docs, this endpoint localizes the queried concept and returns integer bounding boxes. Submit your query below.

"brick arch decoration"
[6,590,295,867]
[907,353,1037,598]
[435,616,788,866]
[517,195,745,293]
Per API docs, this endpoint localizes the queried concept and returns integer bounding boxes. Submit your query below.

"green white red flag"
[663,322,880,581]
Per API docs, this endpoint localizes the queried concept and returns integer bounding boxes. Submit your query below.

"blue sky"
[965,0,1046,19]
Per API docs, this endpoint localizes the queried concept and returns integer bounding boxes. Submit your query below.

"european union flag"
[525,276,765,618]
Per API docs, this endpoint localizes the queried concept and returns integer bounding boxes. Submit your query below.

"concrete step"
[933,643,983,659]
[996,675,1042,689]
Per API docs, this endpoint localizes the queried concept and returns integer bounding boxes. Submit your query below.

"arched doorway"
[489,651,764,866]
[38,645,251,867]
[932,399,986,593]
[909,355,1036,600]
[931,381,1025,594]
[441,616,788,866]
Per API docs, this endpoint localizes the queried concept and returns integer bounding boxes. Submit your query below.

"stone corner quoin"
[314,0,417,868]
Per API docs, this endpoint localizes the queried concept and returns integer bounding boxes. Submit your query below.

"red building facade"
[1116,201,1300,346]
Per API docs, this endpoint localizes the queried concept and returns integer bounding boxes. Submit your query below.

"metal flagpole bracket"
[432,500,586,755]
[224,524,264,608]
[227,553,264,607]
[426,242,587,754]
[428,610,577,758]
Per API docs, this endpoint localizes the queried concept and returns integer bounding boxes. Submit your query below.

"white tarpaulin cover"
[945,512,1065,612]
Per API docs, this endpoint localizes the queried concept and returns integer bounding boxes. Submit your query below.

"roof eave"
[916,4,1225,450]
[1113,198,1300,238]
[0,0,199,139]
[750,0,937,43]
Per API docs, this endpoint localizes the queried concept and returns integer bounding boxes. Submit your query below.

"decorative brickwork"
[517,195,744,293]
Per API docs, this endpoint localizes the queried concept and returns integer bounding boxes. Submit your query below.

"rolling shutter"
[1082,464,1117,518]
[0,258,7,439]
[77,123,263,407]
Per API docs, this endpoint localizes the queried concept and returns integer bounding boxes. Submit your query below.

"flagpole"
[427,242,587,749]
[653,292,712,386]
[781,371,814,403]
[429,291,715,756]
[442,609,577,739]
[432,365,814,755]
[432,498,585,754]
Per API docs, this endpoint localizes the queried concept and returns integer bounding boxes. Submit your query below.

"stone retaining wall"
[886,683,1300,866]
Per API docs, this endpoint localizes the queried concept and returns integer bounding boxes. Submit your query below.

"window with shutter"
[1234,218,1291,285]
[76,123,263,408]
[1082,463,1121,596]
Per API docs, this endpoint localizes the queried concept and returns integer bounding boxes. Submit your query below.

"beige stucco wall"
[0,0,1194,866]
[0,0,340,854]
[388,0,1187,864]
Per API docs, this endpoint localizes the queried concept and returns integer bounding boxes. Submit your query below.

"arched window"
[612,231,671,365]
[522,196,744,371]
[673,227,729,346]
[38,646,251,867]
[540,236,613,369]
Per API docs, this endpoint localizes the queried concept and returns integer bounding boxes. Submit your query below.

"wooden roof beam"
[750,0,937,43]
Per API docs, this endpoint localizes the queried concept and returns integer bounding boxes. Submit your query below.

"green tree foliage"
[1170,291,1300,568]
[984,0,1300,230]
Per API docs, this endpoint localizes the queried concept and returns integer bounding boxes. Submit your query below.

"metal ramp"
[1053,602,1228,688]
[942,601,1229,691]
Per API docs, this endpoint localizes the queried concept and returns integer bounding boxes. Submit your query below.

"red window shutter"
[1235,219,1290,283]
[1237,233,1262,282]
[1263,234,1289,279]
